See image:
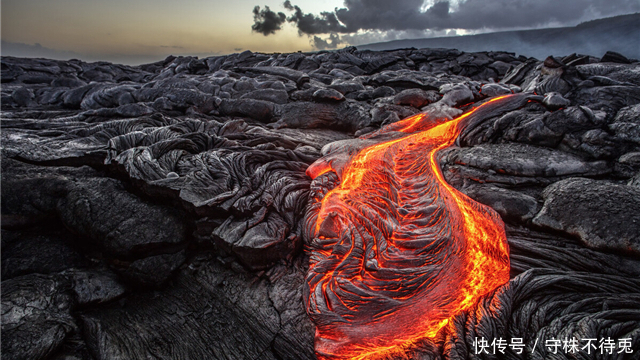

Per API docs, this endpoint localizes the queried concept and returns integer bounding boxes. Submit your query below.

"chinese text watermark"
[473,337,634,355]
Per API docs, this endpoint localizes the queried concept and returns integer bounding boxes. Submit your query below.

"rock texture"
[533,177,640,255]
[2,47,640,360]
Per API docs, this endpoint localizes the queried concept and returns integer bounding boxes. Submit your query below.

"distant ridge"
[358,13,640,60]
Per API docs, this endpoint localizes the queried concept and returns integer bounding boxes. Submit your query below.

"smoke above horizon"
[251,6,287,35]
[251,0,640,48]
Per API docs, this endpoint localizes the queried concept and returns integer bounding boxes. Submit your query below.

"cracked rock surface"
[2,47,640,359]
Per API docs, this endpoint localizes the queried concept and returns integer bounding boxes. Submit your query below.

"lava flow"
[304,94,532,359]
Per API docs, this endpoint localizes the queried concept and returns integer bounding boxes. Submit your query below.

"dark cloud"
[312,33,347,50]
[334,0,447,32]
[283,0,347,35]
[251,5,286,36]
[253,0,640,36]
[335,0,640,32]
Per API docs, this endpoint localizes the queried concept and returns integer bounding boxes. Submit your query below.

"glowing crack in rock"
[304,94,534,359]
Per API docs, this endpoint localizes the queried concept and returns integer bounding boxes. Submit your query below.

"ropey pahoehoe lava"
[304,94,535,359]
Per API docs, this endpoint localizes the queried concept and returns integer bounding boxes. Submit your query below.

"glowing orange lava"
[304,95,527,359]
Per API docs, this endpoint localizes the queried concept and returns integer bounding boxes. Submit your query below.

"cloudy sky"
[2,0,639,64]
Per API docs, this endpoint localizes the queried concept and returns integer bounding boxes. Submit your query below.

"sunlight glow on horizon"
[2,0,637,64]
[1,0,344,64]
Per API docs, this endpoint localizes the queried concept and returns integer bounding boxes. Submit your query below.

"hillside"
[358,13,640,59]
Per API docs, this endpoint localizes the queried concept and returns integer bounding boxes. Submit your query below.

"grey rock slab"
[629,171,640,187]
[446,143,610,177]
[240,88,289,104]
[1,229,88,280]
[480,83,513,97]
[238,66,310,86]
[500,59,540,86]
[218,98,276,122]
[542,91,571,110]
[312,88,345,102]
[570,85,640,117]
[371,103,419,127]
[120,251,187,286]
[59,177,187,258]
[274,100,371,131]
[66,268,126,305]
[533,177,640,256]
[610,103,640,145]
[619,152,640,168]
[1,274,76,360]
[11,87,36,107]
[544,105,607,135]
[461,183,540,223]
[269,127,352,150]
[1,160,187,261]
[372,86,396,98]
[329,80,365,95]
[80,260,315,360]
[609,122,640,144]
[613,103,640,124]
[576,62,640,86]
[601,51,632,64]
[440,84,474,107]
[393,88,439,108]
[212,210,295,270]
[506,225,640,277]
[328,68,355,79]
[488,61,512,77]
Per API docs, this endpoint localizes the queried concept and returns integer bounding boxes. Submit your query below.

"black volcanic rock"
[2,46,640,360]
[67,268,126,305]
[312,88,345,102]
[393,88,439,108]
[533,177,640,255]
[1,160,187,286]
[446,143,610,178]
[371,103,419,127]
[459,183,540,224]
[1,274,76,360]
[80,259,315,360]
[480,82,513,97]
[440,83,475,106]
[542,91,571,110]
[218,98,276,121]
[1,229,88,280]
[601,50,632,64]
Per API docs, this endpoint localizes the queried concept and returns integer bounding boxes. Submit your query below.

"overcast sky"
[2,0,639,64]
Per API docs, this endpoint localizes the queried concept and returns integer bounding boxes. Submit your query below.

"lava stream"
[304,95,532,359]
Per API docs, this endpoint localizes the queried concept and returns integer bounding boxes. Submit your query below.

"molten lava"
[304,95,532,359]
